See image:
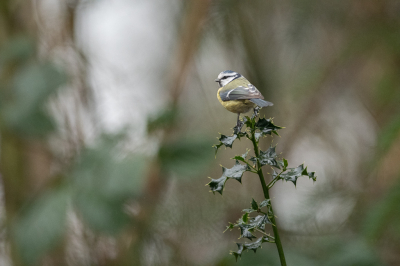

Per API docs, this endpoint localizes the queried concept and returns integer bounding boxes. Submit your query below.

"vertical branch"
[249,124,287,266]
[113,1,212,265]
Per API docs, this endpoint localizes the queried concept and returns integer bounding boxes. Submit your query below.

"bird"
[215,70,273,128]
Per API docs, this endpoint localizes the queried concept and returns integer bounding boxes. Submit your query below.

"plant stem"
[250,130,287,266]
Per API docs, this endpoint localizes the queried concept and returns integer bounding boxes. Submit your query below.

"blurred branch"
[118,1,212,265]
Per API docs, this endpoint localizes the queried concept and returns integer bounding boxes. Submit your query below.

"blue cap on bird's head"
[215,70,242,87]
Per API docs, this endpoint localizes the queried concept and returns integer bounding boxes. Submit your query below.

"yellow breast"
[217,88,256,114]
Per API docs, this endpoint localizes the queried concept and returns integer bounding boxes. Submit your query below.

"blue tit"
[215,70,273,127]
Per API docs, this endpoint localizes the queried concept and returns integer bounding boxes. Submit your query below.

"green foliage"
[227,198,274,258]
[159,137,214,178]
[71,135,147,234]
[378,114,400,152]
[363,176,400,241]
[11,133,148,264]
[0,36,66,137]
[3,62,66,136]
[13,188,70,264]
[147,106,178,133]
[0,36,35,66]
[207,114,316,264]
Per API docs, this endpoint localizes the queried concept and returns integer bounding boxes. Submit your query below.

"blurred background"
[1,0,400,265]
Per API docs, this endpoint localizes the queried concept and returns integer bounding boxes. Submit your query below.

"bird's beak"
[215,79,219,82]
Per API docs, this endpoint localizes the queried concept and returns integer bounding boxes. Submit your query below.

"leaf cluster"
[226,199,275,261]
[207,114,317,261]
[213,117,282,154]
[208,116,316,194]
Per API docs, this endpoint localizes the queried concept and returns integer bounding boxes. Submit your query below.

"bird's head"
[215,70,242,87]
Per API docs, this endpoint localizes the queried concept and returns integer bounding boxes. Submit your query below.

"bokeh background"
[1,0,400,265]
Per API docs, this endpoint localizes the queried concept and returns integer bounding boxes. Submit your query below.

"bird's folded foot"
[252,107,260,119]
[234,120,244,135]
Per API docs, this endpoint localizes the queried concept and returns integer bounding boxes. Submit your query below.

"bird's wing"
[219,84,264,101]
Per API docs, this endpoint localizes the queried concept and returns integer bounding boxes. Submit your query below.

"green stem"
[250,129,287,266]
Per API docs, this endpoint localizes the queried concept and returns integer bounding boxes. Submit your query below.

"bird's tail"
[250,98,274,107]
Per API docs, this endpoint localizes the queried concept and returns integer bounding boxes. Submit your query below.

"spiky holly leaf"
[283,158,288,171]
[207,176,228,195]
[223,160,249,183]
[259,199,271,208]
[280,164,317,186]
[241,212,249,223]
[231,236,275,261]
[207,160,249,194]
[245,235,275,252]
[238,224,256,240]
[213,132,246,155]
[212,134,237,155]
[233,150,250,165]
[258,146,280,169]
[248,214,273,230]
[219,134,237,148]
[231,243,244,262]
[251,198,258,210]
[233,123,248,138]
[224,222,235,233]
[254,132,263,142]
[306,169,317,181]
[242,208,256,214]
[255,118,282,136]
[244,116,255,129]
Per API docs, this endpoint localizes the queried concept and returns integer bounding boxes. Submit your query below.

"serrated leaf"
[208,160,249,194]
[233,150,251,165]
[251,198,258,210]
[280,165,304,186]
[283,158,288,171]
[231,236,275,260]
[219,134,237,148]
[272,168,278,179]
[255,132,263,141]
[249,156,258,166]
[240,150,249,160]
[213,133,239,155]
[245,235,274,252]
[238,224,256,240]
[249,214,273,230]
[231,243,244,262]
[223,160,249,182]
[259,199,271,208]
[242,212,249,223]
[280,164,317,186]
[258,146,280,169]
[224,222,235,233]
[213,143,223,155]
[208,176,228,195]
[242,208,256,214]
[255,118,282,136]
[244,116,255,128]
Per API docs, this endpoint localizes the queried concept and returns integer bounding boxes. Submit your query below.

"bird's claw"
[234,120,245,134]
[252,107,260,119]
